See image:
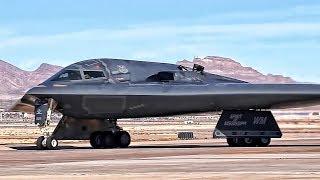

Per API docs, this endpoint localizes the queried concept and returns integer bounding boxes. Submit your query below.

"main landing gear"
[214,110,282,147]
[88,118,131,149]
[226,137,271,147]
[90,131,131,149]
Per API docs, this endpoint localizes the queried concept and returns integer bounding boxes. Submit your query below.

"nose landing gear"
[34,98,59,150]
[36,136,59,150]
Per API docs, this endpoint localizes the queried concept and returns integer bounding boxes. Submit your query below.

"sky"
[0,0,320,82]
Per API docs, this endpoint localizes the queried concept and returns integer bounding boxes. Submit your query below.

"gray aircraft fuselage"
[11,58,320,119]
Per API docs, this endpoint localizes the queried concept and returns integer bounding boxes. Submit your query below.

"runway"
[0,138,320,179]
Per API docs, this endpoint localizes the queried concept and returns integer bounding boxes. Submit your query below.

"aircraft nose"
[9,94,37,113]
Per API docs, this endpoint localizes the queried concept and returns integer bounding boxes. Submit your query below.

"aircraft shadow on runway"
[8,144,320,151]
[9,144,223,150]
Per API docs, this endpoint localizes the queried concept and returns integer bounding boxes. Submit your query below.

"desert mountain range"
[0,60,62,99]
[0,56,295,100]
[177,56,295,84]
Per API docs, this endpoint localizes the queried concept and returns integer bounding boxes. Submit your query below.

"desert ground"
[0,113,319,179]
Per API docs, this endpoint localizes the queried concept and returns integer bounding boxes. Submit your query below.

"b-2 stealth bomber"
[11,58,320,149]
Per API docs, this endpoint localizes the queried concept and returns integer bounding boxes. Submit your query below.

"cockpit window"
[146,71,203,83]
[146,72,174,82]
[83,71,105,79]
[52,70,82,81]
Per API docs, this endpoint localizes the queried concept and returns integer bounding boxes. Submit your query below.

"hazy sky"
[0,0,320,82]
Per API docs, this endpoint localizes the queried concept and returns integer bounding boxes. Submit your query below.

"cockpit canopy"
[48,59,192,83]
[51,69,107,82]
[51,69,106,81]
[43,58,246,85]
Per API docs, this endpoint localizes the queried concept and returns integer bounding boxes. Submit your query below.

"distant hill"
[0,56,295,101]
[0,60,62,99]
[177,56,295,84]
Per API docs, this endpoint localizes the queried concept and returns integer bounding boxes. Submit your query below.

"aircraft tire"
[227,137,248,147]
[243,137,256,147]
[256,137,271,147]
[102,132,115,148]
[226,138,237,147]
[46,136,58,150]
[227,138,243,147]
[36,136,46,150]
[235,138,246,147]
[90,132,104,149]
[116,131,131,148]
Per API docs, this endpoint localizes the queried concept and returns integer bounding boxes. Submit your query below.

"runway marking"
[0,139,320,178]
[8,153,319,169]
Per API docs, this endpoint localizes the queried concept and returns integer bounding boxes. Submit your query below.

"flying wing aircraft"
[10,58,320,149]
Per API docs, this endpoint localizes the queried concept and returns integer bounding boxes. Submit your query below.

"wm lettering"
[253,117,267,125]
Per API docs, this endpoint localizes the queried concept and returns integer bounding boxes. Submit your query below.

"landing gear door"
[214,110,282,138]
[34,99,56,127]
[34,100,49,126]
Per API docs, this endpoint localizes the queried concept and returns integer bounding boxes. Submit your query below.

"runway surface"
[0,138,320,179]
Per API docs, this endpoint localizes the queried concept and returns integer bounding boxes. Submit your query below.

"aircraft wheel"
[227,138,244,147]
[226,138,237,147]
[243,137,256,147]
[116,131,131,148]
[256,137,271,147]
[235,138,245,147]
[90,132,104,149]
[46,136,58,150]
[102,132,115,148]
[36,136,47,150]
